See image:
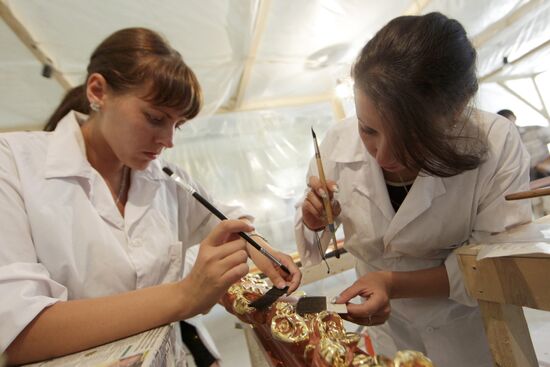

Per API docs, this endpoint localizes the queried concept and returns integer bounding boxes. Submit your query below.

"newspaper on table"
[473,220,550,261]
[23,324,180,367]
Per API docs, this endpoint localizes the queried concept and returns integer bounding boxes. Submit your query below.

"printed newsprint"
[23,325,181,367]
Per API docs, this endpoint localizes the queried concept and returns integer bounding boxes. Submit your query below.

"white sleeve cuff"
[444,251,478,307]
[0,263,67,351]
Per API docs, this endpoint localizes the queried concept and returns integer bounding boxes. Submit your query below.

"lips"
[144,152,159,160]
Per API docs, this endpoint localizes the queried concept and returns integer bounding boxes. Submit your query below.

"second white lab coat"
[0,111,249,361]
[295,110,531,367]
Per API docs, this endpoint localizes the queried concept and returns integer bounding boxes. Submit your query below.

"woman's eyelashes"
[145,111,186,131]
[144,112,165,125]
[175,121,186,130]
[359,124,377,135]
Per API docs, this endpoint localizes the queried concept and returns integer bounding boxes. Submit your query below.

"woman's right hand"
[182,220,252,316]
[301,176,341,231]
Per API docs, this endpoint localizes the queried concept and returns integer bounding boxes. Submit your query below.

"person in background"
[498,108,550,180]
[0,27,301,365]
[295,13,531,367]
[496,108,516,123]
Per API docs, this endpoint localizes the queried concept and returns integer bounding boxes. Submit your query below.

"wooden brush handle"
[505,187,550,200]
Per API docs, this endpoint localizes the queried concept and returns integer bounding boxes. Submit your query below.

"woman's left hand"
[334,271,392,326]
[247,237,302,294]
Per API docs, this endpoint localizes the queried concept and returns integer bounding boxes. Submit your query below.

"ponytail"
[44,85,89,131]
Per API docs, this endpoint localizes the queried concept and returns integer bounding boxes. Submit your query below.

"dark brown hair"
[497,109,516,120]
[44,27,202,131]
[352,12,486,177]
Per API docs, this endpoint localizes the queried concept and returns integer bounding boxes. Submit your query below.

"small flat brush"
[296,296,347,315]
[249,286,289,310]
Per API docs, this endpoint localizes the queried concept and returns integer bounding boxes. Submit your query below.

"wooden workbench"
[457,218,550,367]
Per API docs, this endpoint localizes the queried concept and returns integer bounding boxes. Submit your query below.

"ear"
[86,73,108,107]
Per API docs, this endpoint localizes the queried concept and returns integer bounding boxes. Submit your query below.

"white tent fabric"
[1,0,549,130]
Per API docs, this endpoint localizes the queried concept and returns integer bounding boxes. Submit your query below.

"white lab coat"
[0,111,249,360]
[295,110,532,367]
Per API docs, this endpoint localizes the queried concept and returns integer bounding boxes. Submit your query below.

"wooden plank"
[472,0,545,48]
[242,323,276,367]
[0,2,72,90]
[300,251,355,286]
[458,254,550,310]
[217,93,332,113]
[403,0,432,15]
[232,0,272,110]
[478,301,538,367]
[480,38,550,82]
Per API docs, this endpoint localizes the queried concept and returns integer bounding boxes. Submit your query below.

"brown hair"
[44,27,202,131]
[352,12,486,177]
[497,109,516,120]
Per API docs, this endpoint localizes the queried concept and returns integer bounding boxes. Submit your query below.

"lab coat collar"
[44,111,93,180]
[353,161,447,244]
[44,111,123,228]
[352,156,396,222]
[124,159,168,232]
[383,174,447,245]
[137,158,170,181]
[328,120,448,238]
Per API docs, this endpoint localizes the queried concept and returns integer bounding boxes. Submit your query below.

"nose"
[157,125,174,149]
[374,138,396,167]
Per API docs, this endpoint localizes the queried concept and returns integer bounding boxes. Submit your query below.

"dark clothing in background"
[180,321,217,367]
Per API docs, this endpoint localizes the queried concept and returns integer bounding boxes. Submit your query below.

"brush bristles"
[296,296,326,315]
[249,286,288,310]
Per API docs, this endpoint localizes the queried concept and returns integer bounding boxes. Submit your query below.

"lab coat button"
[426,326,434,333]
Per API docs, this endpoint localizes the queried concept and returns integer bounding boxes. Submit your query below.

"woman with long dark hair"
[296,13,530,366]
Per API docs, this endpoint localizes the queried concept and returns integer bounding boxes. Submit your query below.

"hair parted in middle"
[352,12,487,177]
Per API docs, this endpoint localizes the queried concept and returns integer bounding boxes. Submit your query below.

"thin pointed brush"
[311,128,339,258]
[162,167,290,275]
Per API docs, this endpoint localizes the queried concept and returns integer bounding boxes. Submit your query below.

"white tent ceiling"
[1,0,549,131]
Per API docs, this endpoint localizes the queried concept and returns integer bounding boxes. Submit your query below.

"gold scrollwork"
[319,336,347,367]
[393,350,433,366]
[270,302,309,343]
[315,311,346,340]
[227,274,269,315]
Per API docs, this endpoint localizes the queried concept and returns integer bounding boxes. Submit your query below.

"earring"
[90,101,100,112]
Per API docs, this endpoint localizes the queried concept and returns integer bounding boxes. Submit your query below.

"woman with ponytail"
[0,27,300,365]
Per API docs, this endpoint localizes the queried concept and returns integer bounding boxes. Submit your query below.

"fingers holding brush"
[341,311,390,326]
[183,220,252,314]
[247,236,302,293]
[273,251,301,294]
[302,176,341,231]
[334,271,392,326]
[308,176,339,201]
